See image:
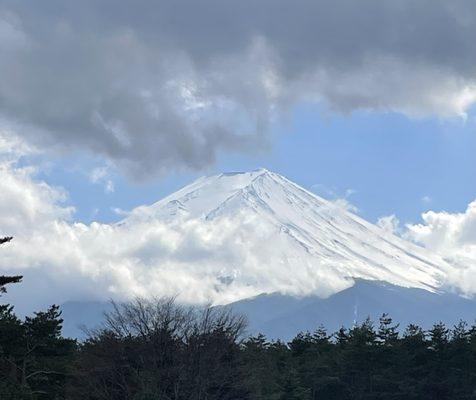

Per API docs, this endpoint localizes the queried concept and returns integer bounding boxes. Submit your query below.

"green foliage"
[240,314,476,400]
[2,284,476,400]
[0,305,76,400]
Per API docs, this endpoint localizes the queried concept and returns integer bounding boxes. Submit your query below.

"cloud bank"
[1,149,353,313]
[406,202,476,297]
[1,0,476,175]
[0,139,475,313]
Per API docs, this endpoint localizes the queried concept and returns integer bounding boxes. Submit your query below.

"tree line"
[2,237,476,399]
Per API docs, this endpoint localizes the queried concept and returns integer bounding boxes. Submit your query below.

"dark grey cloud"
[0,0,475,175]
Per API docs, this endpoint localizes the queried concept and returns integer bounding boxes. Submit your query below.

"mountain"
[228,279,476,340]
[121,168,450,295]
[61,168,471,339]
[62,280,476,340]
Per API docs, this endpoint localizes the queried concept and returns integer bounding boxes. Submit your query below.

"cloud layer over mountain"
[405,202,476,296]
[0,151,354,312]
[1,0,476,175]
[1,141,475,314]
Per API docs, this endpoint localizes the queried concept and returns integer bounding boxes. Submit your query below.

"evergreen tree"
[0,305,76,399]
[425,322,451,399]
[377,313,399,345]
[241,334,283,400]
[0,240,75,400]
[0,237,22,295]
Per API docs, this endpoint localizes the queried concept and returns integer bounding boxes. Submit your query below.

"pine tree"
[424,322,451,399]
[1,239,75,399]
[0,304,76,399]
[335,326,349,346]
[342,319,377,397]
[0,237,22,295]
[377,313,399,345]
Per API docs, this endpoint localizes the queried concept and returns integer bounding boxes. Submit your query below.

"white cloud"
[377,214,401,235]
[0,163,73,235]
[89,166,115,193]
[376,203,476,296]
[111,207,130,217]
[1,155,352,313]
[331,198,359,214]
[0,129,36,160]
[405,201,476,296]
[421,195,432,204]
[312,184,358,213]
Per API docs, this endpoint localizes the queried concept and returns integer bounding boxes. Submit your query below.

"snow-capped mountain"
[61,169,471,339]
[121,168,452,298]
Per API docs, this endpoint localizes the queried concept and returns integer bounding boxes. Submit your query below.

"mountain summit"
[122,169,451,300]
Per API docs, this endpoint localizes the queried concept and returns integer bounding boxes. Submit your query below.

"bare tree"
[72,296,248,400]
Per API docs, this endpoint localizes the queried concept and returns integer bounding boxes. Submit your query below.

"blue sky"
[36,103,476,227]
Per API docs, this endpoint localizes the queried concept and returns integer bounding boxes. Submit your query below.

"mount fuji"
[121,168,450,293]
[62,169,475,339]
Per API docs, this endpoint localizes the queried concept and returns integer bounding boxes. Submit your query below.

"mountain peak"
[123,168,452,301]
[220,167,270,176]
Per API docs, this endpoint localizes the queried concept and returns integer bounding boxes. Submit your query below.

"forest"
[1,237,476,400]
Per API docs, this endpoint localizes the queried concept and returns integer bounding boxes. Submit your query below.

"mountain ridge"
[62,279,476,340]
[120,168,452,298]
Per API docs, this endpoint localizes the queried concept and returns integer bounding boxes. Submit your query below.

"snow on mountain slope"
[121,168,453,300]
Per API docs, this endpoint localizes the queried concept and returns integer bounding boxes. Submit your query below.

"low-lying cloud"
[1,144,476,313]
[406,202,476,297]
[1,0,476,175]
[1,152,353,313]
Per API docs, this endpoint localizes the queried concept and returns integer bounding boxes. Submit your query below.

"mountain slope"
[62,280,476,340]
[228,280,476,340]
[121,168,451,298]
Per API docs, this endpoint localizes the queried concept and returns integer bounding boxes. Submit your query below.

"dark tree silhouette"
[0,237,22,295]
[69,298,248,400]
[1,274,476,399]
